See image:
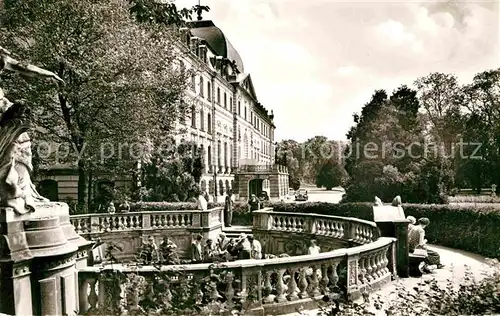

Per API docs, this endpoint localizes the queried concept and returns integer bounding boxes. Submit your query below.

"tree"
[0,0,193,210]
[139,141,204,202]
[315,159,346,190]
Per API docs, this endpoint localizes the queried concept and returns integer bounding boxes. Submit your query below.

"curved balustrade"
[74,208,396,315]
[78,237,395,315]
[253,209,380,245]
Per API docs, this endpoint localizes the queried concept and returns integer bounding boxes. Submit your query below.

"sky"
[175,0,500,142]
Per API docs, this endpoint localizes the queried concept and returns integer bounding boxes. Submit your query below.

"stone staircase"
[222,225,252,239]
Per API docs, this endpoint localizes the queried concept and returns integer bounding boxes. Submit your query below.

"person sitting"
[236,233,251,260]
[203,238,217,263]
[139,236,159,264]
[308,239,321,255]
[407,216,416,231]
[226,238,240,260]
[408,217,444,273]
[191,234,203,263]
[159,236,179,265]
[248,235,262,259]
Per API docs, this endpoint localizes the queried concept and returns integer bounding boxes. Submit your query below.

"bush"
[269,201,500,258]
[318,259,500,315]
[448,195,500,204]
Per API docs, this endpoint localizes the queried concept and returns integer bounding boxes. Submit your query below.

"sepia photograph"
[0,0,499,315]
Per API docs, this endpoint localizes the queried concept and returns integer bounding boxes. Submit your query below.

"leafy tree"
[315,159,346,190]
[139,141,204,202]
[0,0,193,210]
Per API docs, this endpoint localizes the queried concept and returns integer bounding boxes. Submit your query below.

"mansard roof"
[187,20,244,73]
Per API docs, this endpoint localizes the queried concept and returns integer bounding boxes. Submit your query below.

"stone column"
[393,219,410,278]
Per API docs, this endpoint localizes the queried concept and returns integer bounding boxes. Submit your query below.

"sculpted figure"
[0,46,63,214]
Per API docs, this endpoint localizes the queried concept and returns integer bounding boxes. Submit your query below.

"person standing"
[224,191,234,227]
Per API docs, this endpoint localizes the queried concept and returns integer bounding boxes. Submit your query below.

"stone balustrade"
[78,237,395,315]
[253,209,380,255]
[70,207,223,261]
[71,207,223,235]
[72,209,395,315]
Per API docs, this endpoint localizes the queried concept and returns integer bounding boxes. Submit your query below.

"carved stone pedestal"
[0,202,93,315]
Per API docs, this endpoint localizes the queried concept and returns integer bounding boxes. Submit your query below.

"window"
[199,77,204,97]
[200,109,204,131]
[224,93,227,109]
[207,113,212,133]
[244,107,247,120]
[230,97,233,111]
[217,140,222,167]
[217,87,221,104]
[224,142,228,167]
[238,101,241,115]
[251,112,253,125]
[208,146,212,166]
[207,81,211,101]
[191,105,196,128]
[191,74,196,91]
[180,101,186,125]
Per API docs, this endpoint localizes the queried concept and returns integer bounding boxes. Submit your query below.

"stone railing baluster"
[286,268,299,301]
[224,272,235,310]
[309,265,321,296]
[262,270,275,304]
[275,269,287,302]
[87,277,98,312]
[320,264,330,293]
[297,268,308,299]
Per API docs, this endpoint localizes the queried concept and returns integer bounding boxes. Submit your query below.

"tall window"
[244,107,247,120]
[223,142,228,167]
[230,97,233,111]
[207,113,212,133]
[238,101,241,115]
[191,105,196,128]
[217,87,221,104]
[199,77,204,97]
[207,146,212,166]
[207,81,211,101]
[200,109,204,131]
[191,74,196,91]
[224,93,227,109]
[217,140,222,167]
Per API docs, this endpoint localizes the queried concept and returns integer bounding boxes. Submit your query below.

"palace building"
[37,17,289,204]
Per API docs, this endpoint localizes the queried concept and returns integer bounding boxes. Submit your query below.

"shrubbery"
[271,202,500,258]
[448,194,500,204]
[317,259,500,316]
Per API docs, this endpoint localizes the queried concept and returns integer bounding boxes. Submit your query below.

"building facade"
[37,18,289,204]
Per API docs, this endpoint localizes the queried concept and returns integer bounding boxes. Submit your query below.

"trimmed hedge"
[271,202,500,259]
[130,201,500,258]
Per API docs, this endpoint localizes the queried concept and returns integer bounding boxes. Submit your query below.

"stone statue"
[374,196,383,206]
[0,46,63,214]
[391,195,402,206]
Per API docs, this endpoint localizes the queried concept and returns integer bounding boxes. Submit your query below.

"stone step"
[222,225,252,239]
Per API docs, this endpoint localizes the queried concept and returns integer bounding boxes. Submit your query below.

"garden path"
[281,244,496,316]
